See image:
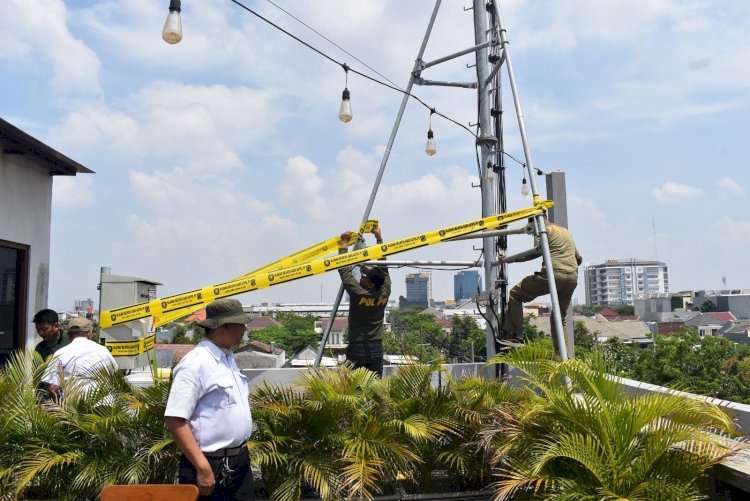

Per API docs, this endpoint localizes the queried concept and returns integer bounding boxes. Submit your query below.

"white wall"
[0,153,53,350]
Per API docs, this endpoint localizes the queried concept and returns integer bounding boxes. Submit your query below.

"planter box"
[294,489,492,501]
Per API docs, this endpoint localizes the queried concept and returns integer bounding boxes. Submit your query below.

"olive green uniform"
[338,250,391,342]
[34,335,68,361]
[338,248,391,375]
[504,222,582,341]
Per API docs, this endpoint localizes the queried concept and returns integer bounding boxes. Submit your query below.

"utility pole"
[473,0,500,360]
[314,0,570,366]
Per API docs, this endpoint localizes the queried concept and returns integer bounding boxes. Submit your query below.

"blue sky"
[2,0,749,312]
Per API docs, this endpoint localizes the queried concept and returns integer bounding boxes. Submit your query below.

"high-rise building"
[454,270,482,301]
[405,273,432,307]
[584,259,668,306]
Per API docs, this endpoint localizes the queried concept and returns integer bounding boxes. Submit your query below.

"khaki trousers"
[504,271,578,343]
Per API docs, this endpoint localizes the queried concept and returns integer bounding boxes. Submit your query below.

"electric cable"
[230,0,477,139]
[262,0,403,91]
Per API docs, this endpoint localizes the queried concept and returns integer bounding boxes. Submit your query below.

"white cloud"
[508,0,682,51]
[278,156,329,219]
[717,177,745,198]
[52,175,95,208]
[569,196,610,231]
[651,182,704,204]
[0,0,101,96]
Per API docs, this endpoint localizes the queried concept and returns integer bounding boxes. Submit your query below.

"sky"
[2,0,750,313]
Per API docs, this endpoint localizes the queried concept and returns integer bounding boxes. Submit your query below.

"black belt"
[203,443,247,458]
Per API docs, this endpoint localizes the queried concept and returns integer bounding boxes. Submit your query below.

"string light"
[521,176,529,196]
[162,0,183,44]
[425,109,436,156]
[172,1,479,141]
[338,64,353,123]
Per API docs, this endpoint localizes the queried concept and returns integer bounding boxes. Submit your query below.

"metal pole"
[421,40,492,69]
[315,0,444,366]
[490,1,568,361]
[473,0,500,360]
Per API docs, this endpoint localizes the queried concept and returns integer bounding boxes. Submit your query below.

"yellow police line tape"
[105,333,156,356]
[100,201,552,329]
[149,219,380,328]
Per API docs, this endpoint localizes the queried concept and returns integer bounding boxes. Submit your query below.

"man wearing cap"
[164,298,254,500]
[41,317,116,397]
[33,308,67,360]
[338,225,391,376]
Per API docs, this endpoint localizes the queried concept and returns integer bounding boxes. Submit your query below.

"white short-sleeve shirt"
[164,338,252,452]
[42,336,117,395]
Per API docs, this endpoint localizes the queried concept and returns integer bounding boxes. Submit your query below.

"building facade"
[453,270,481,301]
[584,259,668,306]
[405,272,431,307]
[0,118,93,363]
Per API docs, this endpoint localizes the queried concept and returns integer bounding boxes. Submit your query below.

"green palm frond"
[14,447,84,491]
[485,340,746,501]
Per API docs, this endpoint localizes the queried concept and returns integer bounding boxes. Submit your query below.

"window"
[0,240,29,364]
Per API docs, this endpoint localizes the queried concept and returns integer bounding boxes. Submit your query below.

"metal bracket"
[476,135,498,147]
[418,79,478,89]
[475,290,499,302]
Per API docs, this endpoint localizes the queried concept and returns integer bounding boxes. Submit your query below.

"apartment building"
[584,259,668,306]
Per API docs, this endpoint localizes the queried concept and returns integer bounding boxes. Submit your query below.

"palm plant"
[483,341,745,501]
[249,365,420,501]
[378,362,522,493]
[249,362,523,500]
[0,350,178,500]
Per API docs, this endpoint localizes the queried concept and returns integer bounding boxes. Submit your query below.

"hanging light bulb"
[338,64,353,123]
[162,0,183,44]
[339,88,353,123]
[425,129,437,156]
[425,108,436,156]
[521,177,529,196]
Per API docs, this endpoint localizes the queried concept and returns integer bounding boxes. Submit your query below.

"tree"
[451,314,486,361]
[520,315,546,343]
[603,328,750,404]
[387,311,445,362]
[572,304,605,317]
[250,325,320,355]
[275,312,317,332]
[573,320,596,354]
[614,304,634,315]
[700,299,717,312]
[171,324,197,344]
[599,337,640,372]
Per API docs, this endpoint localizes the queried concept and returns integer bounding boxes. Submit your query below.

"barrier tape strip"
[150,220,379,327]
[105,334,156,357]
[101,204,551,329]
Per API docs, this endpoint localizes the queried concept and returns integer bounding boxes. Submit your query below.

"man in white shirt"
[164,298,254,500]
[42,316,117,398]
